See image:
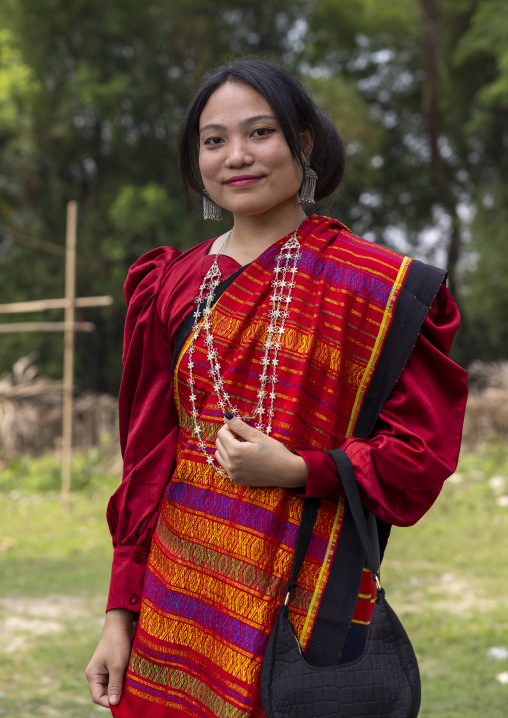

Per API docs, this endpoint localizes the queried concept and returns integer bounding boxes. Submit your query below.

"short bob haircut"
[179,59,345,206]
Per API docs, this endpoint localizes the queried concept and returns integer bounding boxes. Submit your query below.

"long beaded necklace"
[187,214,306,478]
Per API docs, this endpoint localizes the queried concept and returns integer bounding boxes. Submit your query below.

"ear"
[300,129,314,161]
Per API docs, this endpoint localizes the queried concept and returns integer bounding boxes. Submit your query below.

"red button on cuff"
[133,551,143,563]
[128,594,138,606]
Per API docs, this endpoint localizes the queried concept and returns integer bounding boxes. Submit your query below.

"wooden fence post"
[62,201,77,512]
[0,205,113,509]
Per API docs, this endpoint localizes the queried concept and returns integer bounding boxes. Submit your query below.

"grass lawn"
[382,448,508,717]
[0,457,116,718]
[0,449,507,717]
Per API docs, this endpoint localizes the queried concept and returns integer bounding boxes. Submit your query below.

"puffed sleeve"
[106,247,181,612]
[295,284,468,527]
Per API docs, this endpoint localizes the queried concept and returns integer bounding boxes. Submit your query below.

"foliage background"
[1,3,508,715]
[1,0,507,392]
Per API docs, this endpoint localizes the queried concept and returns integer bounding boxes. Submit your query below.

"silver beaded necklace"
[187,214,306,478]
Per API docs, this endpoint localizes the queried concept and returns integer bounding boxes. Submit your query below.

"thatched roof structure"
[0,355,118,461]
[462,360,508,449]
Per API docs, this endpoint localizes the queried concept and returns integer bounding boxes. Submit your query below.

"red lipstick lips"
[225,175,262,187]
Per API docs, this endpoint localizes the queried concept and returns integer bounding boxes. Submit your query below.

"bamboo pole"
[0,296,112,313]
[62,201,77,512]
[0,321,94,333]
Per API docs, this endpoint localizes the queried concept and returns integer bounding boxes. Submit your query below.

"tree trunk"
[420,0,462,298]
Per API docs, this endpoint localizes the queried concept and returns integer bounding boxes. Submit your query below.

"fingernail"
[223,411,234,420]
[110,695,119,705]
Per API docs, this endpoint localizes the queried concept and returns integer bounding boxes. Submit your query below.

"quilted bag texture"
[260,449,422,718]
[260,587,421,718]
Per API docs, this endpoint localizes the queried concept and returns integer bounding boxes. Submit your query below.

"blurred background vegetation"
[1,3,508,715]
[1,0,508,393]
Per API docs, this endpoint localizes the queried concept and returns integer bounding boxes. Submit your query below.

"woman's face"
[198,82,305,218]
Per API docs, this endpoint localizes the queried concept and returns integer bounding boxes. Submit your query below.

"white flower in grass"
[489,476,505,493]
[488,647,508,660]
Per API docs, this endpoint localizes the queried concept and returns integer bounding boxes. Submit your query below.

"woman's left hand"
[215,416,308,488]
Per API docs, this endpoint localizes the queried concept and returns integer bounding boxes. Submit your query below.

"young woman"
[86,60,467,717]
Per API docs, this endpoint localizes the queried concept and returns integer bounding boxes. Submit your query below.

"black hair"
[179,59,345,206]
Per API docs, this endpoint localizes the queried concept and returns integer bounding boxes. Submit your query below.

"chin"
[223,201,269,217]
[227,196,299,218]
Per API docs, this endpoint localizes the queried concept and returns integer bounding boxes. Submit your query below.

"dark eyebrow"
[241,114,277,127]
[199,114,277,134]
[199,123,226,134]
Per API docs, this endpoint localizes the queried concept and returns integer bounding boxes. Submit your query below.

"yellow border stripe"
[299,497,345,649]
[346,256,412,437]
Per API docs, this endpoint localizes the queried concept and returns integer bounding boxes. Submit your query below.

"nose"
[226,137,253,168]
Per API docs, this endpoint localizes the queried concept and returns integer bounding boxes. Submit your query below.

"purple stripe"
[258,244,392,308]
[164,482,328,562]
[142,571,269,655]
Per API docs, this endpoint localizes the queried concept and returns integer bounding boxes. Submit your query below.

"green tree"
[0,0,308,392]
[300,0,508,364]
[453,0,508,359]
[1,0,508,389]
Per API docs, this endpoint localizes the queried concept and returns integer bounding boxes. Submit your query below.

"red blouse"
[106,240,468,613]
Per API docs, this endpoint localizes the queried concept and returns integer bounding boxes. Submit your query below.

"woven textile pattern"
[119,216,412,717]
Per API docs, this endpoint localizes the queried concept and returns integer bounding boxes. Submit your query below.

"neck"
[225,201,306,265]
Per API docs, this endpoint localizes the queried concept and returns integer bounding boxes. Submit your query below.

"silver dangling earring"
[203,189,222,221]
[298,163,318,206]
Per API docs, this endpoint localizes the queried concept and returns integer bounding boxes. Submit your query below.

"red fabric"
[106,242,243,612]
[106,234,467,612]
[295,284,467,526]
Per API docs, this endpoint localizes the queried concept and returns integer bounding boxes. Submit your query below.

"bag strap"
[285,450,382,603]
[327,449,381,582]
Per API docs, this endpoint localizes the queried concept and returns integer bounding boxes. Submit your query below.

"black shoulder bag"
[260,449,421,718]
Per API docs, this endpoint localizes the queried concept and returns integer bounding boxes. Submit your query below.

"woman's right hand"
[85,607,136,708]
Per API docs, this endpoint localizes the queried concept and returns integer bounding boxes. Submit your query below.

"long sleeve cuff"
[294,448,343,498]
[106,545,149,613]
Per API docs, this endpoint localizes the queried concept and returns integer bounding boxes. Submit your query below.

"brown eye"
[204,136,223,146]
[252,128,275,137]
